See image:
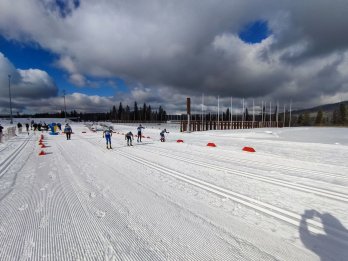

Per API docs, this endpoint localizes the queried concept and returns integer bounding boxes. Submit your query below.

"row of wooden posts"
[180,120,283,132]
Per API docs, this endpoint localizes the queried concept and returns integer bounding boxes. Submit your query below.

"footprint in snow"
[96,210,106,218]
[18,204,28,211]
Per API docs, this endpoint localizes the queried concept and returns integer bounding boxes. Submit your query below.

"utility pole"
[230,97,233,126]
[242,98,244,129]
[283,104,286,128]
[252,99,255,128]
[202,93,204,131]
[269,101,272,126]
[289,100,292,127]
[261,100,264,126]
[217,96,220,130]
[8,75,13,124]
[276,101,279,128]
[63,90,67,122]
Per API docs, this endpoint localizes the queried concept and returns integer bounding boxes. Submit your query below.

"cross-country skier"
[17,122,22,133]
[125,131,134,146]
[136,124,145,142]
[160,128,169,142]
[103,127,113,149]
[64,123,72,140]
[0,124,3,143]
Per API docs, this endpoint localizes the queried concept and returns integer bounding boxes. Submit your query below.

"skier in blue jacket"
[64,123,72,140]
[103,128,113,149]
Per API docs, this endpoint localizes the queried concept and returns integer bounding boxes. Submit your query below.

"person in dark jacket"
[125,131,134,146]
[160,129,169,142]
[17,122,23,133]
[136,124,145,142]
[0,124,3,143]
[64,123,73,140]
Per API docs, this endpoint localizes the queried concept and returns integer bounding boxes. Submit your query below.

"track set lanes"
[0,134,33,179]
[115,148,348,247]
[82,135,348,248]
[141,143,348,182]
[60,135,273,260]
[79,135,319,260]
[132,145,348,203]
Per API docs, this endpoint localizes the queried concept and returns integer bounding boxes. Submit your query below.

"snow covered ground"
[0,120,347,260]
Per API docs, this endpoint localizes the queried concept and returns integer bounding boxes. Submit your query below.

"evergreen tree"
[158,106,164,121]
[315,110,323,125]
[147,105,152,121]
[303,112,310,126]
[118,102,124,120]
[112,105,117,120]
[143,103,147,121]
[125,105,130,120]
[297,114,304,126]
[225,108,230,121]
[245,108,249,121]
[332,109,339,125]
[339,103,347,124]
[134,102,139,121]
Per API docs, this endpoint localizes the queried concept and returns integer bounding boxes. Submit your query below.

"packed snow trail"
[0,127,347,260]
[130,145,348,202]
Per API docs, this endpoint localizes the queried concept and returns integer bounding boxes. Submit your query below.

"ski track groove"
[82,135,344,260]
[0,134,33,179]
[81,132,347,243]
[143,143,348,182]
[62,140,203,261]
[0,135,36,259]
[79,135,259,260]
[53,146,108,260]
[1,131,343,260]
[116,148,348,247]
[56,141,164,261]
[134,145,348,203]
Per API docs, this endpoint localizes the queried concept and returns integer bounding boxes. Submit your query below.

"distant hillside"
[292,100,348,115]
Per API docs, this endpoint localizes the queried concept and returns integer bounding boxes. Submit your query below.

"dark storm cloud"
[1,0,348,112]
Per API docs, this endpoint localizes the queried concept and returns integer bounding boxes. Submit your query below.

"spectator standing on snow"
[0,124,3,143]
[25,123,29,132]
[64,123,73,140]
[137,124,145,142]
[17,122,22,133]
[125,131,134,146]
[103,128,113,149]
[160,128,169,142]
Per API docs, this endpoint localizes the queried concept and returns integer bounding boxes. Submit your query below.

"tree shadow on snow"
[299,209,348,261]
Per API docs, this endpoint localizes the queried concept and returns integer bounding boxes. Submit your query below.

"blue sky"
[239,21,271,44]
